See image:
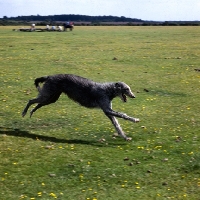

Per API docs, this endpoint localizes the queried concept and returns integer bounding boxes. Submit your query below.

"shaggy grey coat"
[22,74,139,140]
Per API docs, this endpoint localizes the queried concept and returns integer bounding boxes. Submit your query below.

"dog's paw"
[126,137,132,141]
[130,118,140,123]
[22,111,26,117]
[30,110,34,118]
[134,118,140,123]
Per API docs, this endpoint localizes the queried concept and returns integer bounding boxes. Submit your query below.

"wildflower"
[154,146,162,149]
[19,195,27,199]
[38,192,42,196]
[50,192,57,198]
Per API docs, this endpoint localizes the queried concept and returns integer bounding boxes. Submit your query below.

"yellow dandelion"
[38,192,42,196]
[50,192,57,198]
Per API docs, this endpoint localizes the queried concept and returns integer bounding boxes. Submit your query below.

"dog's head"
[115,82,135,102]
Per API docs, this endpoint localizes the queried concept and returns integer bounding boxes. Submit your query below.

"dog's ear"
[115,82,121,89]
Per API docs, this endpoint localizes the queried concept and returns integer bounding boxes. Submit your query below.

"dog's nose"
[130,94,135,98]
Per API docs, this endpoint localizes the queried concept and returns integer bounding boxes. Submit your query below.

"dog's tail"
[34,76,48,92]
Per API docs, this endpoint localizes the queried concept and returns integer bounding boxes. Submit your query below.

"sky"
[0,0,199,21]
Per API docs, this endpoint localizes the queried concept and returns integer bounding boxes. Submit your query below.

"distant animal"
[22,74,139,141]
[63,24,74,31]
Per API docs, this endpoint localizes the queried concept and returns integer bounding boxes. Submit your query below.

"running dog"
[22,74,139,140]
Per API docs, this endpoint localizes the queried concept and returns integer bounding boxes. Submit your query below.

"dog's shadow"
[0,127,124,147]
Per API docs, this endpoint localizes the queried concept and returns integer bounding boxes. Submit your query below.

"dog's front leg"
[107,115,131,141]
[105,109,139,123]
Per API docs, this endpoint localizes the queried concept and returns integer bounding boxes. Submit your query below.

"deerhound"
[22,74,139,141]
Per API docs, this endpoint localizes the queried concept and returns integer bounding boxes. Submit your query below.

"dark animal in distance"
[63,24,74,31]
[22,74,139,141]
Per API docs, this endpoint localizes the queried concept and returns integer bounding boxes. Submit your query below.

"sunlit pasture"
[0,26,200,200]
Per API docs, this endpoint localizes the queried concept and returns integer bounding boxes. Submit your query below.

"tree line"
[2,14,143,22]
[0,14,199,26]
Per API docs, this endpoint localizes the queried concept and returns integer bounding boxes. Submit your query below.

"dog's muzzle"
[130,94,135,98]
[120,91,135,102]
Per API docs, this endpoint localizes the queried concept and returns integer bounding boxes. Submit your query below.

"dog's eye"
[122,88,129,93]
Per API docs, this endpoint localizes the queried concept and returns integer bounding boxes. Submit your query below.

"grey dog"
[22,74,139,140]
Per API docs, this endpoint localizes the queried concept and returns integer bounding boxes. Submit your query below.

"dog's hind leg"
[28,92,61,117]
[107,115,131,140]
[30,104,43,118]
[22,98,41,117]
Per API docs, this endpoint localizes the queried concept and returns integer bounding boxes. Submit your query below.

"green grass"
[0,26,200,200]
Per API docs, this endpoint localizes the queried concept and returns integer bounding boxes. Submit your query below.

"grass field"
[0,26,200,200]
